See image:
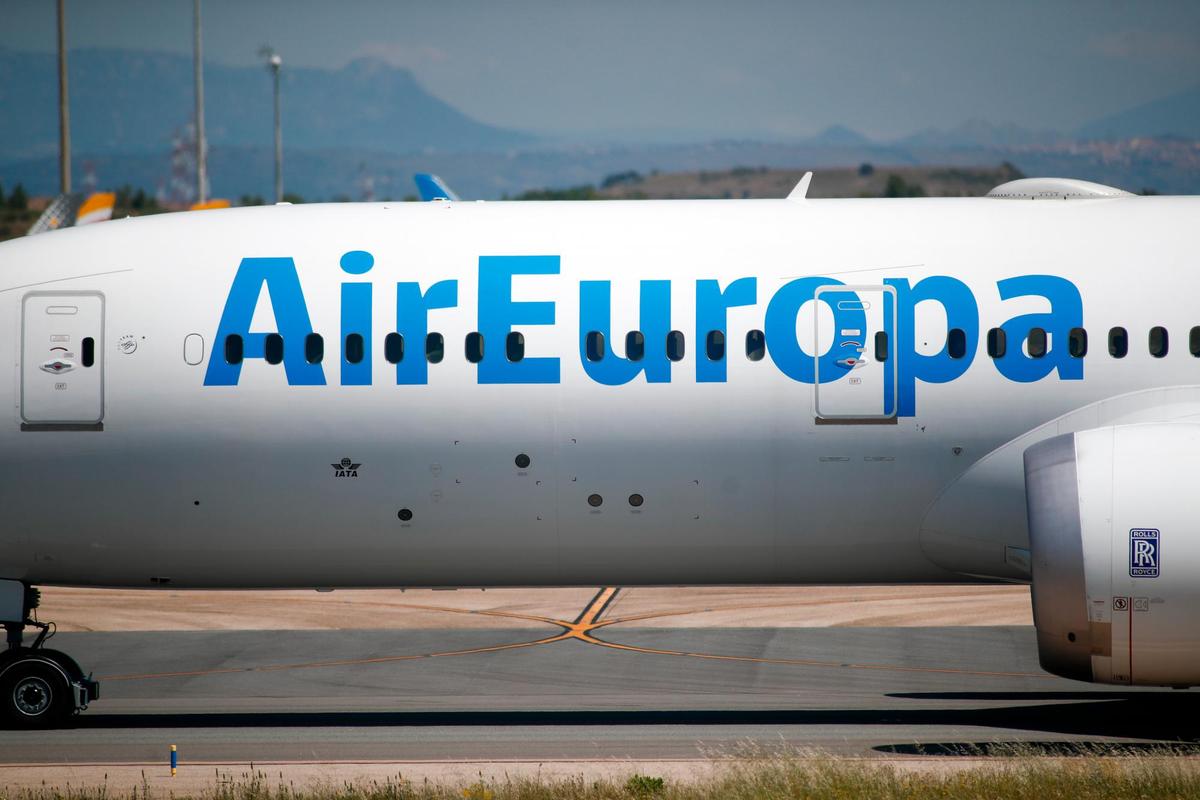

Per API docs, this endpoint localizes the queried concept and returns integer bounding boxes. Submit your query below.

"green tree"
[601,170,642,188]
[1000,161,1025,181]
[8,183,28,210]
[0,181,6,207]
[883,174,926,198]
[281,192,305,204]
[513,184,598,200]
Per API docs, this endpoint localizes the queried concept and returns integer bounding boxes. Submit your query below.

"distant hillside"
[4,133,1198,202]
[0,47,530,162]
[807,125,874,147]
[1077,84,1200,140]
[898,119,1064,149]
[594,164,1026,200]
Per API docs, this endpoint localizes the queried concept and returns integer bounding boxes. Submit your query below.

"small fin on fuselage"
[786,172,813,201]
[414,173,461,202]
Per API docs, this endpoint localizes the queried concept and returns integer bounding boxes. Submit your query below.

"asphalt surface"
[3,589,1198,764]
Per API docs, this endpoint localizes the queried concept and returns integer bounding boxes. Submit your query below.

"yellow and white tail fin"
[75,192,116,226]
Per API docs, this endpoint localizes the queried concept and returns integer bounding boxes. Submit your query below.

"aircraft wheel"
[0,657,71,729]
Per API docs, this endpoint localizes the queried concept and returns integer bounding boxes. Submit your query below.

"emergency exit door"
[21,292,104,427]
[813,285,895,421]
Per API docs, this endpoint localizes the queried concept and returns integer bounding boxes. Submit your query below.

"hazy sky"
[2,1,1198,141]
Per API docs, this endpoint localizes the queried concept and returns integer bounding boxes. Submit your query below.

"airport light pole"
[56,0,71,194]
[260,47,283,203]
[193,0,207,204]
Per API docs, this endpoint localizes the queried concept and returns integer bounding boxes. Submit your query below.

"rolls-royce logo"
[332,457,361,478]
[1130,528,1159,578]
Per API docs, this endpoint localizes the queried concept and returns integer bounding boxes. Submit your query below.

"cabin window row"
[582,330,770,363]
[976,326,1186,360]
[223,329,777,366]
[222,325,1198,367]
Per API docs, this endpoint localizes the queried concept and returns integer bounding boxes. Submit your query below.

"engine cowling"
[1025,423,1200,686]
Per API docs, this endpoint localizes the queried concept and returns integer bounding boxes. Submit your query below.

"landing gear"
[0,581,98,728]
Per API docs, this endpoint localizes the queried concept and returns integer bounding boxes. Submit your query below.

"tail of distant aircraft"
[190,199,232,211]
[75,192,116,225]
[26,192,115,235]
[414,173,460,201]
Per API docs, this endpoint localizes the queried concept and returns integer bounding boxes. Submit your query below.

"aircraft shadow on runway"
[64,692,1200,745]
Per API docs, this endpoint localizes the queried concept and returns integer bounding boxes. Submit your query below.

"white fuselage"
[0,196,1194,588]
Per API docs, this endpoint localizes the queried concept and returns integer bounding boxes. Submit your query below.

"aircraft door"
[813,285,895,421]
[20,292,104,427]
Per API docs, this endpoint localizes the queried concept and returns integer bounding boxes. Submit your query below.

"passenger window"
[585,331,605,362]
[666,331,685,361]
[706,330,725,361]
[384,332,404,364]
[183,333,205,366]
[305,333,324,364]
[426,332,444,363]
[1027,328,1047,358]
[987,327,1006,358]
[1191,326,1200,357]
[81,336,95,367]
[1068,327,1087,358]
[225,334,244,365]
[874,331,888,362]
[506,331,525,362]
[626,331,645,362]
[1109,327,1128,358]
[465,332,484,363]
[344,333,365,364]
[746,329,766,361]
[947,328,967,359]
[264,333,284,365]
[1150,326,1169,358]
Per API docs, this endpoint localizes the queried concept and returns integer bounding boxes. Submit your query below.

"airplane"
[0,175,1197,727]
[26,192,116,236]
[414,173,461,202]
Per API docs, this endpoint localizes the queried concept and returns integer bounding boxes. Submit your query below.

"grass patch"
[5,749,1200,800]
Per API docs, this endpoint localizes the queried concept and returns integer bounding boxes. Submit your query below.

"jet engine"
[1025,423,1200,686]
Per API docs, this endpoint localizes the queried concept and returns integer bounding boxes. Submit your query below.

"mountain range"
[1,47,1197,198]
[0,46,529,163]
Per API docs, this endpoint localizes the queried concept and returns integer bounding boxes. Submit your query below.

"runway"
[3,587,1196,767]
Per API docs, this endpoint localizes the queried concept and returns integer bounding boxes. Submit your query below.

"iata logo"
[332,457,361,478]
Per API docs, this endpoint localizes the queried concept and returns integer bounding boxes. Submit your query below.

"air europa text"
[203,251,1083,417]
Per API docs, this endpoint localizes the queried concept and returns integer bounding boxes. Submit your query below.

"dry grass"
[6,748,1200,800]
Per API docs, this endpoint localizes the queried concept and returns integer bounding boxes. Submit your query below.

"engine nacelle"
[1025,423,1200,686]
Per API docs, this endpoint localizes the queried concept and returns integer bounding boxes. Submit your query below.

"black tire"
[0,658,71,729]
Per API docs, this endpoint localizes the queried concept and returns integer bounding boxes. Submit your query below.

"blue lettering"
[340,250,373,386]
[764,277,865,384]
[204,257,325,386]
[885,276,978,417]
[993,275,1084,383]
[580,280,672,385]
[696,278,756,383]
[395,279,458,385]
[478,255,560,384]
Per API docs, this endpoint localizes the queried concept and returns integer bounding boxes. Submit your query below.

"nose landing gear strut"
[1,580,98,728]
